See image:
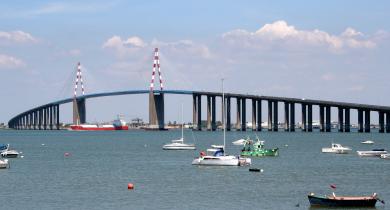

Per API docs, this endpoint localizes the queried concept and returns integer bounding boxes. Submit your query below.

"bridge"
[7,48,390,133]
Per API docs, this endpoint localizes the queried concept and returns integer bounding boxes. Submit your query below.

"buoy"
[127,183,134,190]
[64,152,71,157]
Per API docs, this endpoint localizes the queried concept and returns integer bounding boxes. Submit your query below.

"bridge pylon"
[73,62,86,125]
[148,48,165,130]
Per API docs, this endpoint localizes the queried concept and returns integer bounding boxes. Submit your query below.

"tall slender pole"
[181,103,184,140]
[222,79,225,152]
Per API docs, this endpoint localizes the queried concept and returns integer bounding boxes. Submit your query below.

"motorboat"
[361,140,374,144]
[380,154,390,159]
[0,144,8,153]
[308,192,382,207]
[232,138,247,146]
[357,149,387,157]
[192,148,251,166]
[192,79,251,167]
[322,143,352,154]
[240,138,279,157]
[1,144,19,158]
[0,159,9,169]
[163,104,196,150]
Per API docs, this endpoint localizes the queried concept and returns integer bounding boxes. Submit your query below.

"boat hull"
[241,148,278,157]
[192,156,251,166]
[308,195,377,207]
[357,150,387,157]
[163,145,196,150]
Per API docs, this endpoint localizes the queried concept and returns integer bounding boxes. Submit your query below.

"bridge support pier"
[386,112,390,133]
[325,106,331,132]
[290,103,295,131]
[273,101,278,131]
[241,98,246,131]
[302,104,307,132]
[345,108,350,132]
[358,109,364,132]
[379,111,385,133]
[319,105,324,132]
[364,110,370,133]
[236,98,241,131]
[257,100,262,131]
[284,102,289,131]
[149,93,165,130]
[207,96,211,130]
[268,101,272,131]
[212,96,216,131]
[252,99,256,131]
[226,97,231,131]
[308,104,313,132]
[338,107,344,132]
[197,95,202,130]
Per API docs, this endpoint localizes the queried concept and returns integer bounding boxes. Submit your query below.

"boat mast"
[181,103,184,140]
[222,78,226,151]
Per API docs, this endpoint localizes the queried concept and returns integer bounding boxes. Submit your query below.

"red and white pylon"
[149,48,164,91]
[74,62,85,97]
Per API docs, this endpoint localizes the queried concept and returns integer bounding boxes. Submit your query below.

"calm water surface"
[0,129,389,210]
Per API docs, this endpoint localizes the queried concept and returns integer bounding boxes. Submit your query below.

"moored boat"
[0,144,19,158]
[322,143,352,154]
[70,116,129,131]
[232,138,247,146]
[240,138,278,157]
[192,148,251,166]
[308,192,381,207]
[361,140,374,144]
[0,159,9,169]
[357,149,387,157]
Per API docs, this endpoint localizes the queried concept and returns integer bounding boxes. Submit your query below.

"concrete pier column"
[301,104,307,132]
[38,110,42,130]
[257,100,262,131]
[56,105,60,130]
[290,103,295,132]
[325,106,331,132]
[43,108,47,130]
[192,95,197,130]
[338,107,344,132]
[344,108,350,132]
[284,102,290,131]
[34,111,37,130]
[212,96,216,131]
[242,98,246,131]
[226,97,231,131]
[386,112,390,133]
[308,104,313,132]
[319,105,325,132]
[197,95,202,130]
[251,99,257,131]
[379,111,385,133]
[364,110,370,133]
[236,98,241,130]
[50,106,53,130]
[358,109,363,132]
[273,101,278,131]
[268,101,273,131]
[149,93,165,130]
[207,96,211,130]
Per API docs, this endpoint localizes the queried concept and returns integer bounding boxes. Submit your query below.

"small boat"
[240,138,278,157]
[0,144,8,153]
[192,148,251,166]
[0,144,19,158]
[163,105,196,150]
[232,138,247,146]
[361,140,374,144]
[357,149,387,157]
[0,159,9,169]
[322,143,352,154]
[380,154,390,159]
[308,192,381,207]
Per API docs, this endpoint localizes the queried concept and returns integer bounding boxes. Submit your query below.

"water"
[0,129,389,210]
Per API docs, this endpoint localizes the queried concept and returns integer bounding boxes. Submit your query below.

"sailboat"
[163,104,196,150]
[192,79,251,166]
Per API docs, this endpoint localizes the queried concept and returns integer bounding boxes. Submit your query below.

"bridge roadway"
[8,89,390,133]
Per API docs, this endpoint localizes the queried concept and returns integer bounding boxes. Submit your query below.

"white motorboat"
[380,154,390,159]
[361,140,374,144]
[192,79,251,167]
[322,143,352,154]
[232,138,247,146]
[1,144,19,158]
[163,104,196,150]
[0,159,9,169]
[357,149,387,157]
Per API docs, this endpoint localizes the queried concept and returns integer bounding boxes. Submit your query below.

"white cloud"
[0,30,37,43]
[0,54,25,68]
[222,20,377,51]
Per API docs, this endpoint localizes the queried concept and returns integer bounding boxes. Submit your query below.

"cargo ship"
[70,117,129,131]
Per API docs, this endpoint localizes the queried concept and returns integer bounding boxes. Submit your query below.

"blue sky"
[1,1,390,124]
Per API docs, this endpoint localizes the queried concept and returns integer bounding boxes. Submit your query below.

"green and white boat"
[240,138,279,157]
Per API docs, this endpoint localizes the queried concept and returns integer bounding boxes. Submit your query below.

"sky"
[1,0,390,124]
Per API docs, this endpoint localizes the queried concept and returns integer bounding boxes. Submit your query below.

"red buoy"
[127,183,134,190]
